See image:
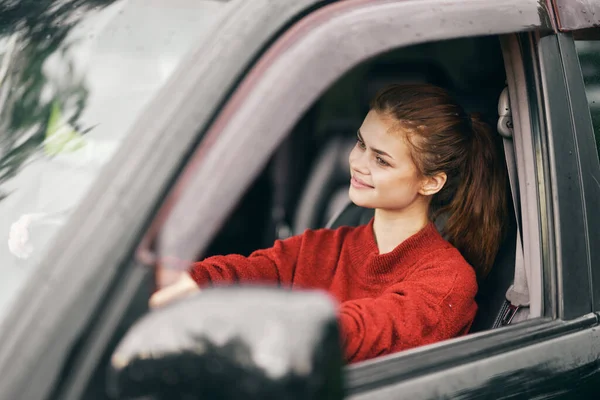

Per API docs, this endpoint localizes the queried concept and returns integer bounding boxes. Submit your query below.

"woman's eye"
[356,139,366,150]
[376,156,389,167]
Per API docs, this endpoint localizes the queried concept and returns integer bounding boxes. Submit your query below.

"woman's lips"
[351,176,374,189]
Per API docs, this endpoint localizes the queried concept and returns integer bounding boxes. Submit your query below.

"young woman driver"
[150,84,507,364]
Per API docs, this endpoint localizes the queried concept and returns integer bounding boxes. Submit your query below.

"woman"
[150,84,507,364]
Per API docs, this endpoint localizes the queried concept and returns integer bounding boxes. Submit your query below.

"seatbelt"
[496,87,530,326]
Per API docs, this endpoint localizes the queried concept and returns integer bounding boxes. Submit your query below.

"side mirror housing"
[108,287,344,399]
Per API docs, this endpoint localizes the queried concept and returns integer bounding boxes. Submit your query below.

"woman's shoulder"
[423,243,471,265]
[414,244,476,280]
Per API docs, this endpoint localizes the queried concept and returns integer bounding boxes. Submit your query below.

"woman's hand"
[149,272,200,309]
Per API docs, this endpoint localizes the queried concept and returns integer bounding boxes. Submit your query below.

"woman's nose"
[349,147,369,174]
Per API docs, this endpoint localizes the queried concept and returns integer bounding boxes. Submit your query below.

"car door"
[0,1,330,399]
[143,0,600,399]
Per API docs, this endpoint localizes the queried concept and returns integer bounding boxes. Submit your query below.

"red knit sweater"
[189,219,478,363]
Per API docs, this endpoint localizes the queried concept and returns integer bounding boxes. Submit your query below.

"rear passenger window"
[575,39,600,158]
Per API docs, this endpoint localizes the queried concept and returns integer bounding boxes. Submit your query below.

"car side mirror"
[107,287,344,400]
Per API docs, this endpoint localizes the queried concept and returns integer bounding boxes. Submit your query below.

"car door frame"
[548,0,600,318]
[551,30,600,313]
[140,0,600,398]
[537,32,600,319]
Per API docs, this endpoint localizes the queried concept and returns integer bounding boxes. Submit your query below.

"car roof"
[550,0,600,31]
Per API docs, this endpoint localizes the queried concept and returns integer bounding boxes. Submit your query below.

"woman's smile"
[351,175,374,189]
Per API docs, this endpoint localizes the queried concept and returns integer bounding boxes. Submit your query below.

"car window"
[0,0,230,321]
[574,39,600,159]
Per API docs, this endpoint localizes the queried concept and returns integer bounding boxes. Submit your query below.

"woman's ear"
[418,172,447,196]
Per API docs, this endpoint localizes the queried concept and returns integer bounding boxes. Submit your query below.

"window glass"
[0,0,230,322]
[575,40,600,158]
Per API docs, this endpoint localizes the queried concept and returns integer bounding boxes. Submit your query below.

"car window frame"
[557,30,600,312]
[140,0,598,394]
[537,32,597,319]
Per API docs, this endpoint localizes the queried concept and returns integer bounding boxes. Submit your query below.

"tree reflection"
[0,0,117,200]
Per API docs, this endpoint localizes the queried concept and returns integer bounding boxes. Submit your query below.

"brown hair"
[371,84,507,279]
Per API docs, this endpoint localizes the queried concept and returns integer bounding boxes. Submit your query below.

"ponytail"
[437,114,507,279]
[371,84,508,280]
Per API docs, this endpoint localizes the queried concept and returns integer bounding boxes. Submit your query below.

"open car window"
[0,0,230,323]
[143,0,551,367]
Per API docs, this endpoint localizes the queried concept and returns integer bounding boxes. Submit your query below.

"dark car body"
[0,0,599,398]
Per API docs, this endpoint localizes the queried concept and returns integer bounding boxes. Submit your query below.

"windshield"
[0,0,230,320]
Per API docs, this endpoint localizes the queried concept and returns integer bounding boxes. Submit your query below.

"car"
[0,0,599,398]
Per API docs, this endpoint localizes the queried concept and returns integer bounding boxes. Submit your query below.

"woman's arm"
[150,234,305,308]
[189,234,304,286]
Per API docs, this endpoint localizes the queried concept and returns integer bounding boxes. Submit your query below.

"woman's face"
[348,110,426,211]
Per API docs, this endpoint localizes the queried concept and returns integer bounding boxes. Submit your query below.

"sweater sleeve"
[188,234,304,287]
[338,262,477,363]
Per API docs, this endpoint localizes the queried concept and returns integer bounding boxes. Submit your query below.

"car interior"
[203,35,518,333]
[70,35,524,399]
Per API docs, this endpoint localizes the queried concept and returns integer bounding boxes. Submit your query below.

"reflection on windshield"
[0,0,228,321]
